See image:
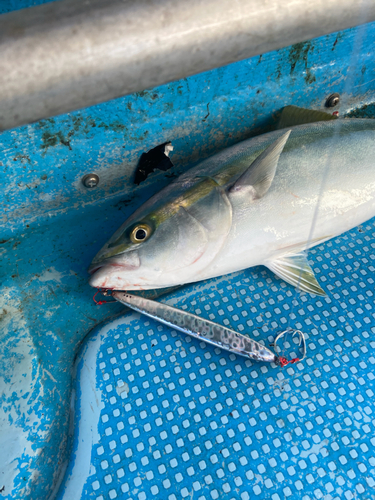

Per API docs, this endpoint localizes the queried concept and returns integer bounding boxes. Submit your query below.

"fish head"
[88,215,167,290]
[89,179,233,290]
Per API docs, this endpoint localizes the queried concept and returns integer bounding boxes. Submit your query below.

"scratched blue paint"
[0,15,375,500]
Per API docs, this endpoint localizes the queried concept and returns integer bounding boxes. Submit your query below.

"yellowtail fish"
[89,107,375,295]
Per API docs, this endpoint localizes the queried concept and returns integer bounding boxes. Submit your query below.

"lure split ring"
[272,329,307,367]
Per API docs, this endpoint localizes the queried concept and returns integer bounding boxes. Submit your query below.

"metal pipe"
[0,0,374,131]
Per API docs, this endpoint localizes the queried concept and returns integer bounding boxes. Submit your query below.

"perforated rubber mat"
[57,220,375,500]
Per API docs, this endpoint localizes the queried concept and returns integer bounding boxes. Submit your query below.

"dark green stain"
[331,32,344,50]
[37,117,56,129]
[164,102,174,112]
[288,41,316,85]
[275,62,282,81]
[289,41,313,74]
[40,174,48,181]
[305,69,316,85]
[70,115,96,133]
[137,130,149,141]
[42,112,120,137]
[38,114,97,152]
[132,90,159,101]
[71,116,83,130]
[41,131,58,148]
[98,121,127,133]
[41,131,71,151]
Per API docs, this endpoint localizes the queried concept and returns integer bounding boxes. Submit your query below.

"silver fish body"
[90,118,375,293]
[113,291,277,363]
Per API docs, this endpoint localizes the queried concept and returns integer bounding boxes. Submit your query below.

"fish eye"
[130,224,151,243]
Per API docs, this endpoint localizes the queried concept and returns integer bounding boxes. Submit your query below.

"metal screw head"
[325,93,340,108]
[82,173,99,188]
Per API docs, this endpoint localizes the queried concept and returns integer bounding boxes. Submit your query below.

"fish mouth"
[88,251,141,276]
[88,262,124,275]
[88,263,103,275]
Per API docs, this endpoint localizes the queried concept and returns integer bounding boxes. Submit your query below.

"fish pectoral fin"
[277,105,338,129]
[265,252,326,296]
[229,130,291,200]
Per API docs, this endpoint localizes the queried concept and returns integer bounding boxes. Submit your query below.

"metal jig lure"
[110,291,306,367]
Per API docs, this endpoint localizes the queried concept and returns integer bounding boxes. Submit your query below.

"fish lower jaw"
[88,271,154,291]
[89,273,178,291]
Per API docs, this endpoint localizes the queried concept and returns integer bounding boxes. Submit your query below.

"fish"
[89,107,375,294]
[111,291,306,366]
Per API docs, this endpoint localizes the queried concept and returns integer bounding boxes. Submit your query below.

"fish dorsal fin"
[265,252,326,296]
[229,130,291,199]
[277,105,338,129]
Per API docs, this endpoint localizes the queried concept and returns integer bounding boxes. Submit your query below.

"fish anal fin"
[277,105,337,130]
[229,130,291,200]
[265,252,326,296]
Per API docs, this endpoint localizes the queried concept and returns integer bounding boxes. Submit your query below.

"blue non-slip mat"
[57,219,375,500]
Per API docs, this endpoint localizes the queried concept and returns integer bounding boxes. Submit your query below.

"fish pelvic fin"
[229,130,291,200]
[265,252,326,296]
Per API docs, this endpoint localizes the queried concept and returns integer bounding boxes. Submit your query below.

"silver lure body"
[113,291,277,363]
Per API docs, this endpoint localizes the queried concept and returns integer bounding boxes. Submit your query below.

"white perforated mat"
[57,222,375,500]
